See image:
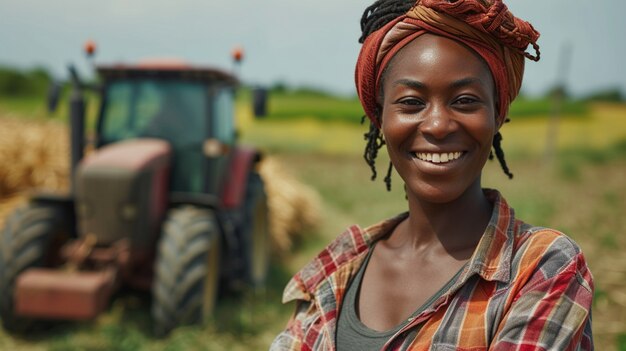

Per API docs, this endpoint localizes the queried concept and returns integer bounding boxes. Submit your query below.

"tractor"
[0,51,270,336]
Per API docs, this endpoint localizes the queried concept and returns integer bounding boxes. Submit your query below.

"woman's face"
[380,34,497,204]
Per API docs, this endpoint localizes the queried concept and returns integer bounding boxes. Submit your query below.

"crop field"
[0,95,625,350]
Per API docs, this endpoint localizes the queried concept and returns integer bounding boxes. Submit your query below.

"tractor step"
[14,268,116,320]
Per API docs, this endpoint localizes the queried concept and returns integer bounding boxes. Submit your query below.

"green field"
[1,93,625,350]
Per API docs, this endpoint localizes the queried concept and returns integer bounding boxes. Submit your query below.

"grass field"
[0,94,625,350]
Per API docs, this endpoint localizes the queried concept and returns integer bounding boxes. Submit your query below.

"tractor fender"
[220,146,261,209]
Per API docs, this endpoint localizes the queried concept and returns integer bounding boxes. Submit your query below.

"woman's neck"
[388,183,493,257]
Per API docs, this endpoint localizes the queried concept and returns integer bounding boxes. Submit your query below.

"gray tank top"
[336,246,463,351]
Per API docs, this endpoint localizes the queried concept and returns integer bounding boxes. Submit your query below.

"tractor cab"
[96,61,238,194]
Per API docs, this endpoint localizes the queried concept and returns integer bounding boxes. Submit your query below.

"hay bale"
[258,156,321,254]
[0,116,69,227]
[0,117,69,197]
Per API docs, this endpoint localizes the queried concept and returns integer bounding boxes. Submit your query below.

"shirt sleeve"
[489,242,594,351]
[270,300,310,351]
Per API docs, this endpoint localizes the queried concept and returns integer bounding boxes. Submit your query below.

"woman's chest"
[357,251,470,332]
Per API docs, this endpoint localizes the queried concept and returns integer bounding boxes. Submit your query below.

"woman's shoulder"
[281,213,408,303]
[280,223,369,303]
[513,222,585,264]
[514,221,582,253]
[486,189,591,287]
[509,220,593,291]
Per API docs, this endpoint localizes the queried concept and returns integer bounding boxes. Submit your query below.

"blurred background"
[0,0,624,350]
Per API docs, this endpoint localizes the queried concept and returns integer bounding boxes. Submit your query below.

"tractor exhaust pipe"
[68,65,86,193]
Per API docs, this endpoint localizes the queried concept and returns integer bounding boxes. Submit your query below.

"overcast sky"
[1,0,624,97]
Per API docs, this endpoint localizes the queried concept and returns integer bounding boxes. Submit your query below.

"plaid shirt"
[271,190,594,350]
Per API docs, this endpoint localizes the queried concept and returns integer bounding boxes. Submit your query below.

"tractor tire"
[239,172,270,288]
[0,204,69,332]
[152,206,221,337]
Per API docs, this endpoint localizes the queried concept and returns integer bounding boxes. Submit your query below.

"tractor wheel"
[0,204,69,332]
[152,206,221,337]
[239,172,270,288]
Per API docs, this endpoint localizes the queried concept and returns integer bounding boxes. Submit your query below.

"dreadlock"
[490,130,514,179]
[362,115,383,181]
[359,0,514,190]
[359,0,415,44]
[361,114,393,191]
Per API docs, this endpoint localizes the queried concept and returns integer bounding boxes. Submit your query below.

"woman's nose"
[419,105,456,139]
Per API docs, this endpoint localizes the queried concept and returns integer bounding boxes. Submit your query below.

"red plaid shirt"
[271,190,594,350]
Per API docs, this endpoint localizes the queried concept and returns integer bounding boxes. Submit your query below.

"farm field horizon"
[0,94,625,350]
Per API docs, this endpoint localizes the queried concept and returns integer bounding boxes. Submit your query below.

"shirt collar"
[461,189,515,283]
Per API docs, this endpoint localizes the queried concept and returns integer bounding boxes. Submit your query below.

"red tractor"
[0,57,270,335]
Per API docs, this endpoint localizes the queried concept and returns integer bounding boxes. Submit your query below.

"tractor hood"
[75,139,171,247]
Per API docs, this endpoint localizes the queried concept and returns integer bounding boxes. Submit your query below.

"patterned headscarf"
[355,0,540,128]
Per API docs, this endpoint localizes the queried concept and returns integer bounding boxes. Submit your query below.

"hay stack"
[0,117,69,196]
[0,117,69,228]
[0,116,320,255]
[258,156,321,253]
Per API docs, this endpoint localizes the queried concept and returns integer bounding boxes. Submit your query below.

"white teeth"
[414,151,463,164]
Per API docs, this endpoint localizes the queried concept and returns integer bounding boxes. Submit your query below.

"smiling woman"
[271,1,594,350]
[381,34,497,205]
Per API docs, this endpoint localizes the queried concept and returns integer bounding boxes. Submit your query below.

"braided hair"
[360,0,514,191]
[359,0,415,44]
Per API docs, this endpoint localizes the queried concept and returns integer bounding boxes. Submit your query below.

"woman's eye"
[454,96,479,105]
[398,98,423,106]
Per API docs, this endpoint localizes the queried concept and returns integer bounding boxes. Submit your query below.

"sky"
[1,0,625,97]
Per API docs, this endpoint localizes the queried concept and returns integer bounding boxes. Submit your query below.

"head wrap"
[355,0,540,128]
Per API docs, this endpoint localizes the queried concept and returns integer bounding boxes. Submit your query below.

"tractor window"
[101,80,207,146]
[101,83,134,140]
[212,88,235,144]
[100,79,209,193]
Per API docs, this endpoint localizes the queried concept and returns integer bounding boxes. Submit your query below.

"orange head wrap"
[355,0,540,128]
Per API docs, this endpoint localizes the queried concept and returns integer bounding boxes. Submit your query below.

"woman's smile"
[408,150,467,173]
[412,151,463,164]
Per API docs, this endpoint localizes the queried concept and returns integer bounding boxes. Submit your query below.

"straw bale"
[0,117,69,197]
[258,156,321,253]
[0,116,70,227]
